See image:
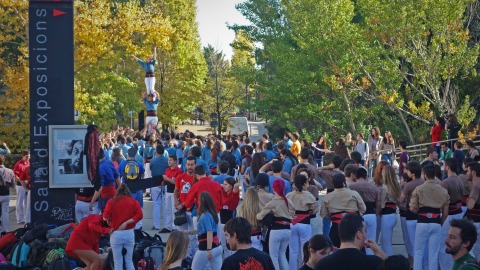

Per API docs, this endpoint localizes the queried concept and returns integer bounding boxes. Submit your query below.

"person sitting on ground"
[221,217,275,270]
[315,214,387,270]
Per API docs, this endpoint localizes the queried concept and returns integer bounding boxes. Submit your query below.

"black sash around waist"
[271,217,291,230]
[417,207,441,224]
[364,202,376,215]
[381,202,397,215]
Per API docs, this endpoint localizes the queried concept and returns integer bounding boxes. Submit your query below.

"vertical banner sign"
[29,0,75,225]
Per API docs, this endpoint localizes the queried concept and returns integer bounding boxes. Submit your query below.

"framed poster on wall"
[49,125,91,188]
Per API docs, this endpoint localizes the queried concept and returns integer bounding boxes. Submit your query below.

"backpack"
[124,160,140,181]
[27,239,59,268]
[137,257,156,270]
[11,240,30,268]
[46,223,76,239]
[23,224,53,243]
[48,257,73,270]
[459,259,480,270]
[144,244,165,266]
[0,233,17,252]
[43,248,66,269]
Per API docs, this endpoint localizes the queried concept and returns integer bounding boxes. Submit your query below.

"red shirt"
[103,195,143,230]
[431,125,443,146]
[222,190,240,211]
[13,160,29,181]
[184,177,223,212]
[175,173,194,203]
[66,214,109,257]
[164,166,183,190]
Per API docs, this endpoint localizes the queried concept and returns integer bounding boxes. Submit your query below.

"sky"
[196,0,250,60]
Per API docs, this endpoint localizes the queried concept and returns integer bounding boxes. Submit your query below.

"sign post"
[29,0,76,225]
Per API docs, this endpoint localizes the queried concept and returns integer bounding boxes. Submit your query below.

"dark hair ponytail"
[303,234,333,264]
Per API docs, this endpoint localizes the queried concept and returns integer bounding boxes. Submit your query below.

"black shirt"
[76,187,95,197]
[299,264,314,270]
[315,248,383,270]
[221,247,275,270]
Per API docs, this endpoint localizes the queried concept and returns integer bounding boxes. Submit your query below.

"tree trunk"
[395,107,415,144]
[342,90,356,134]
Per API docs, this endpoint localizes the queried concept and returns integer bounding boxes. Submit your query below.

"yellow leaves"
[408,100,433,119]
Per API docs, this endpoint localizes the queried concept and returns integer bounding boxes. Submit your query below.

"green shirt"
[453,253,478,270]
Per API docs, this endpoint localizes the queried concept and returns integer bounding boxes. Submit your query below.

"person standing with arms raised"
[132,47,157,95]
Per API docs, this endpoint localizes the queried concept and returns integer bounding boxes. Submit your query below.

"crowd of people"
[1,112,480,270]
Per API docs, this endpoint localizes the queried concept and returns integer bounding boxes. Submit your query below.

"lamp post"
[128,110,135,129]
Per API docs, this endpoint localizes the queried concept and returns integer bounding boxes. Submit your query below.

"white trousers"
[192,245,222,270]
[439,213,463,270]
[218,223,231,259]
[111,229,135,270]
[25,190,31,223]
[406,219,417,256]
[177,211,198,258]
[15,185,27,223]
[75,201,95,222]
[269,229,290,270]
[145,77,155,95]
[400,216,413,256]
[414,223,441,270]
[289,223,312,270]
[151,186,164,229]
[363,214,377,255]
[164,192,174,231]
[251,234,263,252]
[0,196,9,232]
[144,163,152,179]
[380,213,397,256]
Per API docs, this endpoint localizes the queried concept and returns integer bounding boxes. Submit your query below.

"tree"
[203,45,242,134]
[154,0,207,130]
[230,30,256,119]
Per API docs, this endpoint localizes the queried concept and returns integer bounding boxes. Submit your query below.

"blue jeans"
[323,218,331,239]
[111,229,135,270]
[382,154,392,165]
[315,159,323,167]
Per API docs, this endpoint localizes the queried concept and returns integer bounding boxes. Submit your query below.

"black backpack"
[48,257,72,270]
[22,224,53,244]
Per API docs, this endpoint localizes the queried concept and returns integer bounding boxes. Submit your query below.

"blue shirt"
[137,59,155,73]
[213,174,230,185]
[118,159,145,182]
[282,157,295,174]
[285,139,293,150]
[264,150,276,162]
[150,155,169,177]
[197,212,217,235]
[196,158,211,176]
[201,148,213,168]
[142,98,159,112]
[268,176,291,195]
[232,148,242,165]
[0,148,8,155]
[100,159,119,186]
[166,147,177,156]
[117,144,130,158]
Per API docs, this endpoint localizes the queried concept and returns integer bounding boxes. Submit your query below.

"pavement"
[6,188,409,258]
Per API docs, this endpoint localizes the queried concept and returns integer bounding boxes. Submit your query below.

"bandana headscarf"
[273,179,288,209]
